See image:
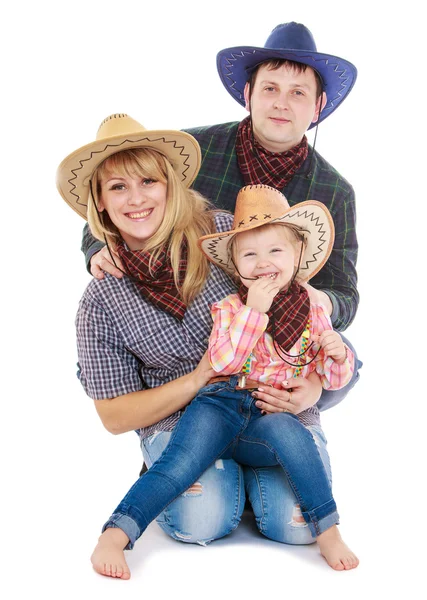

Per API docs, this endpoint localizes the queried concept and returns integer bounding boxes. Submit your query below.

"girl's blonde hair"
[88,148,215,305]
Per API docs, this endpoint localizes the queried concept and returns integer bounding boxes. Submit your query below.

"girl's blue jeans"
[103,376,339,549]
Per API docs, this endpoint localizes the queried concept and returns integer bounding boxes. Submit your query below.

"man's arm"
[82,222,104,272]
[82,222,124,279]
[309,187,358,331]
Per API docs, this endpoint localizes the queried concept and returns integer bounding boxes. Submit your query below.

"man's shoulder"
[183,121,239,137]
[310,148,354,196]
[183,121,239,150]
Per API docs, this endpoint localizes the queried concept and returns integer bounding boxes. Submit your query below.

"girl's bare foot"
[317,525,359,571]
[90,528,131,579]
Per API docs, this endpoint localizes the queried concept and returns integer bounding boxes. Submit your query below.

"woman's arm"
[94,353,214,435]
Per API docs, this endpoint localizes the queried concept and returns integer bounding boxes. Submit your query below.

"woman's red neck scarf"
[117,240,187,321]
[236,116,309,189]
[239,281,310,352]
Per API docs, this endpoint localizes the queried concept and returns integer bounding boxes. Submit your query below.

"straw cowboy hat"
[198,185,335,282]
[56,113,201,219]
[217,21,357,128]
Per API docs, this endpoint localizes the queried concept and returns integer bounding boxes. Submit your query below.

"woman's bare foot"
[317,525,359,571]
[90,528,131,579]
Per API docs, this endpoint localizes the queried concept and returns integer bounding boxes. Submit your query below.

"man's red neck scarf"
[236,116,308,189]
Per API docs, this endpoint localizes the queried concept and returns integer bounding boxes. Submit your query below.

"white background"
[2,1,425,598]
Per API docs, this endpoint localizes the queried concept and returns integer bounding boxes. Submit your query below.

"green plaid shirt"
[83,120,358,331]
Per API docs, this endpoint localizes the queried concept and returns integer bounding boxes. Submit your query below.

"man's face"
[244,63,325,153]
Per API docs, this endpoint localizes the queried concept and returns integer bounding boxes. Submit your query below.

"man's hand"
[312,331,347,364]
[90,245,124,280]
[246,278,281,313]
[253,373,322,415]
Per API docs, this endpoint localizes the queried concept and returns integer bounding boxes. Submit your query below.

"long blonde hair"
[88,148,214,304]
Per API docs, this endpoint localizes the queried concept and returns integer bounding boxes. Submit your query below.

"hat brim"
[199,200,335,282]
[56,130,201,220]
[217,46,357,127]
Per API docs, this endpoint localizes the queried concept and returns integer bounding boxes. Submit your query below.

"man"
[82,21,360,411]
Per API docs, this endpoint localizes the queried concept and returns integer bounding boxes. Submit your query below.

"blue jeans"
[103,377,338,548]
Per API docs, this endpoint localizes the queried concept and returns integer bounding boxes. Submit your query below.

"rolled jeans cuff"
[301,499,339,538]
[102,513,141,550]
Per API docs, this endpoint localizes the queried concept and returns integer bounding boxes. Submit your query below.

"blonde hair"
[88,148,215,304]
[230,222,309,283]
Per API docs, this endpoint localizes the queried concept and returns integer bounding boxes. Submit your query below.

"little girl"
[92,184,359,576]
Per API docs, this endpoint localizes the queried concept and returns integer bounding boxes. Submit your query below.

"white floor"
[7,360,424,599]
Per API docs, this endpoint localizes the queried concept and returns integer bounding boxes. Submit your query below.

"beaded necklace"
[239,353,254,388]
[293,319,311,377]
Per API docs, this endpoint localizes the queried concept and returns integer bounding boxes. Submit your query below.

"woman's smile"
[126,208,154,220]
[98,173,167,250]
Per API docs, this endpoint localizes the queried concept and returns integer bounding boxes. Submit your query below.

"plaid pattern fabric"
[117,241,187,321]
[236,116,309,188]
[76,212,237,440]
[82,120,358,330]
[208,294,355,426]
[184,121,358,331]
[239,282,310,352]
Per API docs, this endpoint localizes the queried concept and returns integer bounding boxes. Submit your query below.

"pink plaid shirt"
[208,294,354,391]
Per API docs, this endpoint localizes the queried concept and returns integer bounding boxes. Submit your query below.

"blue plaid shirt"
[83,120,358,330]
[77,213,237,439]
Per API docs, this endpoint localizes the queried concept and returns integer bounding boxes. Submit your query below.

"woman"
[57,114,334,578]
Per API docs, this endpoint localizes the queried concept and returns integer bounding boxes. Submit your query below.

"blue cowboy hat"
[217,22,357,128]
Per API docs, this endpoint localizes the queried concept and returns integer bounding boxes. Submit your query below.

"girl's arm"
[310,305,354,390]
[208,296,268,375]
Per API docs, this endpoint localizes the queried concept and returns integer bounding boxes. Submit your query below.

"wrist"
[334,354,346,365]
[245,302,268,314]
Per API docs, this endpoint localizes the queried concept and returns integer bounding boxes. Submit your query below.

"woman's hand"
[253,373,322,415]
[90,245,124,280]
[191,352,216,393]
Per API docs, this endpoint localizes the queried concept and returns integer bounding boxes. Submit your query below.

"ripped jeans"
[102,377,337,549]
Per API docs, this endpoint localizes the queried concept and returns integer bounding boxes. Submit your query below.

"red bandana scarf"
[117,241,187,321]
[236,116,309,188]
[239,281,310,352]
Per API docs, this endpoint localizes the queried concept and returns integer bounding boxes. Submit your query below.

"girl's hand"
[246,278,281,313]
[312,331,347,363]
